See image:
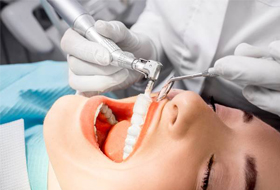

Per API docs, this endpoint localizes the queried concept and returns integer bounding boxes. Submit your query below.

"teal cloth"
[25,125,49,190]
[0,61,75,190]
[0,61,117,189]
[0,61,75,128]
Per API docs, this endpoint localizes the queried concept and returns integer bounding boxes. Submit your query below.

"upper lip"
[79,95,167,162]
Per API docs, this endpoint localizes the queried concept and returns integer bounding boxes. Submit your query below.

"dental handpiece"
[47,0,162,94]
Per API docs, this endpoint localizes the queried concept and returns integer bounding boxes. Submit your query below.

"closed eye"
[201,154,215,190]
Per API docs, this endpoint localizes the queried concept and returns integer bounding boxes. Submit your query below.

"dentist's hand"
[61,20,157,96]
[214,41,280,116]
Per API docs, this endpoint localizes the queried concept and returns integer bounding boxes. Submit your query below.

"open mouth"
[80,96,159,163]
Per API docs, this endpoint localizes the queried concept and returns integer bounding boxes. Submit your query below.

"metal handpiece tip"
[145,80,154,96]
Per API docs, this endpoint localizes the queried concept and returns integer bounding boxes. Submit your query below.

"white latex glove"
[61,20,157,96]
[214,41,280,116]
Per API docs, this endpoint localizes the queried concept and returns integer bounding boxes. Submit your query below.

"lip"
[79,95,167,162]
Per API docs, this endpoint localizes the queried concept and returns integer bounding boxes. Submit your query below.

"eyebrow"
[245,155,257,190]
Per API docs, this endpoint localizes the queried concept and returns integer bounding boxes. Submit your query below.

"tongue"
[103,120,130,162]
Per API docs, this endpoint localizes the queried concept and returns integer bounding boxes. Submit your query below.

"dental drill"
[47,0,162,96]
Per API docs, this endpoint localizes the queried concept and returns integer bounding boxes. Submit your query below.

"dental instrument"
[47,0,162,96]
[157,68,218,102]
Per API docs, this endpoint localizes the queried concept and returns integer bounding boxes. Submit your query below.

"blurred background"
[0,0,146,65]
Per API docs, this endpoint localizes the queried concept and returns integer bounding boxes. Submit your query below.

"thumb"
[243,85,280,116]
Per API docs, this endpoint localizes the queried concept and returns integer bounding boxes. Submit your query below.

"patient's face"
[44,90,280,190]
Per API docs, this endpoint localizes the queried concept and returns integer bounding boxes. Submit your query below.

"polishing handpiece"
[47,0,162,93]
[132,59,162,96]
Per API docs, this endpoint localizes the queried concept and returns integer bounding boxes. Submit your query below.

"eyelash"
[201,155,215,190]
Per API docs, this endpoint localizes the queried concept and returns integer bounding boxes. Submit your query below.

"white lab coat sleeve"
[130,0,164,62]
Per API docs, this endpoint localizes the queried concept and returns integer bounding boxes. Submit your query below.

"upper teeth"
[93,103,118,141]
[125,136,137,145]
[127,125,141,136]
[123,94,152,160]
[133,95,151,115]
[93,103,104,141]
[131,114,144,125]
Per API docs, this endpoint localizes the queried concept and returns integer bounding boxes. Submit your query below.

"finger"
[95,20,130,43]
[243,85,280,116]
[95,20,140,51]
[234,43,270,58]
[61,29,111,65]
[214,56,280,90]
[69,69,129,92]
[269,41,280,62]
[68,55,122,76]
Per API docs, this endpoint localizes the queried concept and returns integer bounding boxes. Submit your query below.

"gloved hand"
[61,20,157,96]
[214,41,280,116]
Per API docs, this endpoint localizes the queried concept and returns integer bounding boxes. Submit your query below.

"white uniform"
[132,0,280,93]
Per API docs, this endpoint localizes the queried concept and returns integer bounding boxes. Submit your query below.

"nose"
[172,91,207,119]
[167,91,210,138]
